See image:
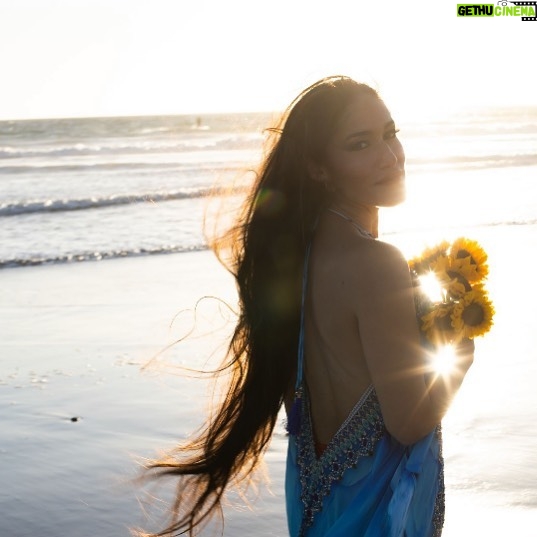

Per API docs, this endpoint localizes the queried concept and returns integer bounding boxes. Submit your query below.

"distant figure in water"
[142,76,475,536]
[191,116,208,130]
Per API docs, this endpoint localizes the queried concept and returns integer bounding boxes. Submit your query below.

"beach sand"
[1,251,288,536]
[2,225,537,536]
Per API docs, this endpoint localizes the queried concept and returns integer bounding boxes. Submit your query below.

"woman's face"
[320,94,406,207]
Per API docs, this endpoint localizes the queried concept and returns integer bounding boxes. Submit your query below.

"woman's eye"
[385,129,400,140]
[349,140,369,151]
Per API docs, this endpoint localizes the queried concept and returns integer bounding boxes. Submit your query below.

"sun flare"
[419,272,444,303]
[431,345,457,377]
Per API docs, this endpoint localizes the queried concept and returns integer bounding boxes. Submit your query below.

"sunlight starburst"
[419,272,444,303]
[431,345,457,377]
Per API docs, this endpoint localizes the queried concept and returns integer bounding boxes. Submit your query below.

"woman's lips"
[378,171,405,185]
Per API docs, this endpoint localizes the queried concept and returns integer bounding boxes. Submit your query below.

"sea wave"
[0,186,246,217]
[0,243,209,269]
[2,218,536,270]
[0,160,247,175]
[0,134,263,161]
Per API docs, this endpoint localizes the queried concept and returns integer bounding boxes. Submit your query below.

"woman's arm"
[351,240,474,445]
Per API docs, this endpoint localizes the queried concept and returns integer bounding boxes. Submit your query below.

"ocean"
[1,107,536,269]
[1,108,537,536]
[0,113,271,268]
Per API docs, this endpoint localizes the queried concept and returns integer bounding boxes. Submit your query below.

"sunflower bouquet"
[409,238,495,345]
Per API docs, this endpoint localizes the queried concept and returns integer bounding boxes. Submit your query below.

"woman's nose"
[381,141,403,168]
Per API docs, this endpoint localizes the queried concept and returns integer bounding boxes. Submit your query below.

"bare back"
[297,208,475,448]
[303,215,374,444]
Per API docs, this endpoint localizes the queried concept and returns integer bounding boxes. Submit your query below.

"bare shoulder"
[360,239,407,269]
[344,239,411,296]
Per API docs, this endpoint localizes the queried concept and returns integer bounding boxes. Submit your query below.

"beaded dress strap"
[286,219,317,435]
[295,240,311,393]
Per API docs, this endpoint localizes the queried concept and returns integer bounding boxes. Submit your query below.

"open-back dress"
[285,232,445,537]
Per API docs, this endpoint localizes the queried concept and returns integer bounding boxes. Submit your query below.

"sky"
[0,0,535,120]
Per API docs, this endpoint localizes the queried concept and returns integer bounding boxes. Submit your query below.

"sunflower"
[429,253,450,276]
[409,241,450,274]
[450,288,495,341]
[428,254,469,299]
[449,237,489,283]
[421,304,457,345]
[445,276,469,300]
[410,237,494,344]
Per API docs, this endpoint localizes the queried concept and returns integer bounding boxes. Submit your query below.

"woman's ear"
[308,161,334,192]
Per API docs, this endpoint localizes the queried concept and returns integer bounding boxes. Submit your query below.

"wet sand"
[2,226,537,536]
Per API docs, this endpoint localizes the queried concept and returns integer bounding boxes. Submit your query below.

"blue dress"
[285,386,444,536]
[285,232,445,536]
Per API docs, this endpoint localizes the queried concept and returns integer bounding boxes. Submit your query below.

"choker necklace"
[327,208,375,240]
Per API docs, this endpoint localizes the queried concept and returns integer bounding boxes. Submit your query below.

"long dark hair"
[143,76,379,536]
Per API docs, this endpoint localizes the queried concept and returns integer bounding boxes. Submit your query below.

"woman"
[144,76,474,536]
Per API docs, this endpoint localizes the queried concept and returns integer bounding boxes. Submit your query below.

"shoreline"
[2,228,537,535]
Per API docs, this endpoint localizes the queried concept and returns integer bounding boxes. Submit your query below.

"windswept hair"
[142,76,379,536]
